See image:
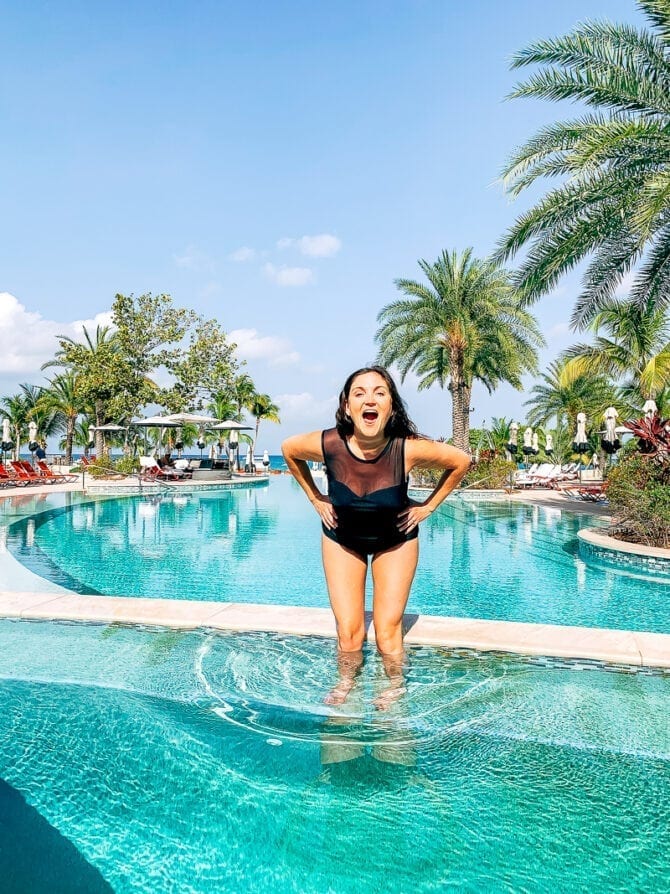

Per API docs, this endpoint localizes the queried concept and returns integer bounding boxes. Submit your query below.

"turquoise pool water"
[3,477,669,633]
[0,619,668,893]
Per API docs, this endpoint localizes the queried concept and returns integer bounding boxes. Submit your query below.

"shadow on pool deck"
[0,778,113,893]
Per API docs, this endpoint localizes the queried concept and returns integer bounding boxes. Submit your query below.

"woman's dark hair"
[335,365,419,439]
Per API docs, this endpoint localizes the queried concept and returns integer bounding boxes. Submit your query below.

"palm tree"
[36,372,86,464]
[43,324,121,458]
[231,374,257,418]
[497,2,670,326]
[1,384,58,460]
[524,359,616,435]
[249,394,280,453]
[208,389,239,423]
[375,249,544,450]
[562,297,670,411]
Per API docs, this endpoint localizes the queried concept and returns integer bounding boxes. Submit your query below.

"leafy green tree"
[160,316,239,412]
[249,394,280,452]
[375,249,544,450]
[497,2,670,325]
[562,297,670,411]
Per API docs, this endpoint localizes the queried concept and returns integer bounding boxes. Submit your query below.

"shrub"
[84,456,138,478]
[462,454,516,489]
[606,444,670,549]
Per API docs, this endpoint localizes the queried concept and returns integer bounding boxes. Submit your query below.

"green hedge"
[606,453,670,548]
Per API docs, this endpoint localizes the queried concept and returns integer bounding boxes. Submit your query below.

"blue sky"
[0,0,645,450]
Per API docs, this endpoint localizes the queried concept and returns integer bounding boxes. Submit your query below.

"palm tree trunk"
[95,401,105,459]
[450,384,471,452]
[65,416,75,465]
[449,351,471,452]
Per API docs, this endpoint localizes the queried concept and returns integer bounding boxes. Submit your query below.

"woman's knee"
[336,622,365,652]
[373,621,403,655]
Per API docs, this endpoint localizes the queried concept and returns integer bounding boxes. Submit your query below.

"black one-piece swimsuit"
[320,427,418,559]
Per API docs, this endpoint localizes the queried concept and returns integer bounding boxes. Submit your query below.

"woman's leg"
[321,535,368,651]
[370,539,418,709]
[370,538,419,656]
[321,535,368,704]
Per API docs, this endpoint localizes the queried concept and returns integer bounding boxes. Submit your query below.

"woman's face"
[345,372,393,439]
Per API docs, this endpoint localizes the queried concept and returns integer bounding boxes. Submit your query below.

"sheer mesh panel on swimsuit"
[321,428,404,496]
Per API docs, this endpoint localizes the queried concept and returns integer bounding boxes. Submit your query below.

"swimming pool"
[0,618,668,894]
[3,478,669,633]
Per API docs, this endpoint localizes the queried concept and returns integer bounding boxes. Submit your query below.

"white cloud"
[273,391,337,424]
[174,244,215,272]
[229,328,300,366]
[229,246,255,262]
[263,263,315,287]
[277,233,341,258]
[0,292,113,378]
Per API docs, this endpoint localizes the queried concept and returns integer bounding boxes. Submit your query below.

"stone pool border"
[578,527,670,576]
[1,591,668,670]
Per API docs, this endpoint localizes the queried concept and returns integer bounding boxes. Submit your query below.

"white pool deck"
[1,478,668,669]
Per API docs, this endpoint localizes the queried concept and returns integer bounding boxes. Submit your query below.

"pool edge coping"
[1,591,668,670]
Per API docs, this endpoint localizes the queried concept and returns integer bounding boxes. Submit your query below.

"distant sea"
[17,451,290,472]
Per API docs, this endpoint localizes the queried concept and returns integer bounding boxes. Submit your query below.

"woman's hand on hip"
[397,500,432,534]
[311,495,337,530]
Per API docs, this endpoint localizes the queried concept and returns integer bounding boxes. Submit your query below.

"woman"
[282,366,471,707]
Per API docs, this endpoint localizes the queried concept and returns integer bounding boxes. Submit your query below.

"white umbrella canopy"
[643,399,658,419]
[2,418,10,443]
[94,423,127,432]
[132,415,182,427]
[601,406,621,454]
[572,412,589,453]
[28,421,38,440]
[164,413,218,425]
[211,419,253,431]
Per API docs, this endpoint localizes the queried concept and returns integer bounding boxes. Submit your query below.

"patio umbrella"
[1,418,12,456]
[164,413,218,425]
[522,427,533,456]
[601,407,621,454]
[545,433,554,456]
[506,421,519,455]
[262,449,270,470]
[531,432,539,455]
[572,412,589,454]
[643,399,658,419]
[28,421,38,450]
[93,423,127,432]
[132,415,181,427]
[132,415,181,456]
[245,444,254,472]
[210,419,253,431]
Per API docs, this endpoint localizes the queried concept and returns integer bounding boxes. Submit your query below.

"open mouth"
[362,410,378,423]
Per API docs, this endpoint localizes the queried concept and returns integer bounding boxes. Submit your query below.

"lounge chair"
[139,456,189,481]
[35,460,75,483]
[9,461,47,485]
[0,463,24,487]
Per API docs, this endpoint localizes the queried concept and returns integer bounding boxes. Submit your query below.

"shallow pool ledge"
[1,591,668,670]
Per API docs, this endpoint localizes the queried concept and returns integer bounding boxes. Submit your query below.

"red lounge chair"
[0,463,24,487]
[35,460,73,483]
[10,461,46,485]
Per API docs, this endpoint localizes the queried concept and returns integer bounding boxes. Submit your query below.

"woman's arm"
[281,431,337,530]
[398,439,472,534]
